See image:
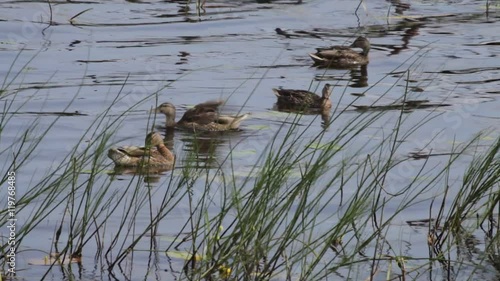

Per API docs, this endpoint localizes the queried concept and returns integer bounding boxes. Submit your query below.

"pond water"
[0,0,499,280]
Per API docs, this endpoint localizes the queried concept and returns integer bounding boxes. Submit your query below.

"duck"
[154,100,249,131]
[273,83,333,112]
[309,36,370,68]
[108,132,175,167]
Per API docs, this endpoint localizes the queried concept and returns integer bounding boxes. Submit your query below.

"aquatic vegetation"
[353,99,452,111]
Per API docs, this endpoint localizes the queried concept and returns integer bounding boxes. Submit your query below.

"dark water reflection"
[314,66,368,88]
[110,166,169,184]
[180,132,227,168]
[349,65,368,88]
[276,109,330,129]
[386,0,411,15]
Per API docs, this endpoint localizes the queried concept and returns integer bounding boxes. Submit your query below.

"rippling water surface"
[0,0,499,280]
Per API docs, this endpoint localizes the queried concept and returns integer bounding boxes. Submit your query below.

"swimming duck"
[273,84,333,112]
[154,100,249,131]
[309,36,370,68]
[108,132,175,167]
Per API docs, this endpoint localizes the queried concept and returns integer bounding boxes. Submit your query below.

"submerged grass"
[0,48,499,281]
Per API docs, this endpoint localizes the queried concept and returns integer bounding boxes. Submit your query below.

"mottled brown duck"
[309,36,370,68]
[108,132,174,167]
[273,84,333,112]
[154,100,249,131]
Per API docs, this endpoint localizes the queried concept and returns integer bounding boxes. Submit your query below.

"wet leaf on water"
[28,254,81,266]
[287,170,303,179]
[478,5,500,10]
[231,149,257,157]
[307,142,341,151]
[0,39,18,45]
[246,124,271,130]
[166,251,202,261]
[231,168,261,178]
[406,219,435,227]
[480,135,495,141]
[23,67,36,72]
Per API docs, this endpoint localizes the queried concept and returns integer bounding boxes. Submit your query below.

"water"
[0,0,499,280]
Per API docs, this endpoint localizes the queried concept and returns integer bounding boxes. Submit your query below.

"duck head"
[350,36,370,56]
[155,102,176,127]
[322,83,333,99]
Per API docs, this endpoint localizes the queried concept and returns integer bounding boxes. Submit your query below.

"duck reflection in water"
[154,119,224,169]
[110,165,168,184]
[315,65,368,88]
[349,65,368,88]
[180,131,227,169]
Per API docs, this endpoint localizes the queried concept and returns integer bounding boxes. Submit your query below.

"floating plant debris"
[9,111,88,116]
[406,219,435,227]
[408,150,460,160]
[353,100,451,112]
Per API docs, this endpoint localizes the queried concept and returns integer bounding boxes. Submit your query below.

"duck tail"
[272,88,282,97]
[229,113,250,129]
[308,53,326,64]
